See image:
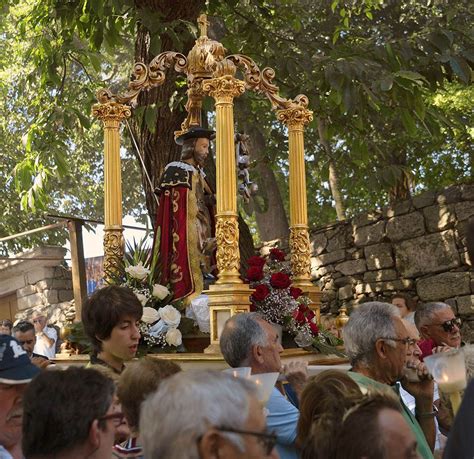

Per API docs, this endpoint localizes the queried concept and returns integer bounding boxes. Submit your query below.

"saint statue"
[153,127,216,302]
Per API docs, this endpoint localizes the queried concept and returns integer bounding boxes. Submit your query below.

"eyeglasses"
[380,337,418,346]
[216,427,277,455]
[98,412,125,427]
[429,318,462,332]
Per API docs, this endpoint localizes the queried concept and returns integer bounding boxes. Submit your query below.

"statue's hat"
[175,126,216,145]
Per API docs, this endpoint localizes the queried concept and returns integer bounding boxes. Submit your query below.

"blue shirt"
[266,387,300,459]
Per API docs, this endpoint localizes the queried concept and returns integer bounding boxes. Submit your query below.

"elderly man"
[343,302,435,459]
[22,368,118,459]
[141,370,279,459]
[220,312,306,459]
[0,335,40,459]
[31,311,57,359]
[414,302,462,358]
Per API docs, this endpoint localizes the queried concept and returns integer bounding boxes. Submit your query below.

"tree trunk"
[387,149,412,203]
[131,0,205,227]
[317,117,346,221]
[241,123,290,241]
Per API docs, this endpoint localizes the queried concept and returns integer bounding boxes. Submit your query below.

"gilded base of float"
[202,282,254,354]
[53,348,348,371]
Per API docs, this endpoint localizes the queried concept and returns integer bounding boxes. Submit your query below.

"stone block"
[51,279,73,290]
[352,211,382,228]
[386,212,425,242]
[354,221,386,246]
[54,266,72,279]
[457,295,474,315]
[311,232,328,255]
[338,285,353,300]
[315,265,335,278]
[335,259,366,276]
[42,289,58,304]
[326,225,352,251]
[382,201,412,219]
[437,186,462,204]
[416,272,471,301]
[26,267,56,285]
[363,269,398,283]
[17,293,44,311]
[35,279,53,291]
[461,184,474,201]
[364,243,394,270]
[445,298,458,311]
[423,205,455,232]
[314,249,346,267]
[17,285,36,298]
[334,276,358,288]
[455,201,474,221]
[413,190,436,209]
[58,290,74,302]
[394,230,460,278]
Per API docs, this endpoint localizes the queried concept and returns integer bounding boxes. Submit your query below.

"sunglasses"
[430,318,462,333]
[216,427,277,455]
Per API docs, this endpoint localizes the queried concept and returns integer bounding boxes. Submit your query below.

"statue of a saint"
[153,127,216,302]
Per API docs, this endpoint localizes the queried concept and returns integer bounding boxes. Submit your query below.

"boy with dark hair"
[82,286,142,374]
[22,367,118,459]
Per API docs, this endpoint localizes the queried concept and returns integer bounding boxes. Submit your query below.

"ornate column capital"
[203,75,245,104]
[277,105,313,130]
[92,102,131,125]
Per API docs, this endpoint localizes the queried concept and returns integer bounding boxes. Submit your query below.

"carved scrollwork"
[203,75,245,103]
[289,226,312,281]
[226,54,311,114]
[215,216,240,275]
[103,229,124,279]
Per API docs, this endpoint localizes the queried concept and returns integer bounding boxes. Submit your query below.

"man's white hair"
[414,302,452,329]
[342,302,401,367]
[140,369,257,459]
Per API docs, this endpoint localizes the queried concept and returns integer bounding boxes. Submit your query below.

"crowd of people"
[1,283,473,458]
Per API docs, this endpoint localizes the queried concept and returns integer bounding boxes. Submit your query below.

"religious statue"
[153,127,216,302]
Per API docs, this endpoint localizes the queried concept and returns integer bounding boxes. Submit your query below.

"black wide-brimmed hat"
[175,126,216,146]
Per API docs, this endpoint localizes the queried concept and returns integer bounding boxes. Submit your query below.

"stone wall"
[310,184,474,341]
[0,246,75,326]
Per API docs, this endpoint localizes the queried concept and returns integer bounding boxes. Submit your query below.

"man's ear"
[88,419,101,450]
[374,338,389,360]
[251,344,264,365]
[199,429,221,459]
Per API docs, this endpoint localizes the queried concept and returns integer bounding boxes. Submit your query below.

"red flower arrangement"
[245,249,343,355]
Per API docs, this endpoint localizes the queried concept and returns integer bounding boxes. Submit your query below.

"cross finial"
[197,13,209,38]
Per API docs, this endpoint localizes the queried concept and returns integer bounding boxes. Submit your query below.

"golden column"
[202,61,254,351]
[278,102,321,320]
[92,96,131,277]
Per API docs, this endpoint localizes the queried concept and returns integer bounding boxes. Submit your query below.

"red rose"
[309,321,319,335]
[252,284,270,302]
[247,256,266,268]
[306,310,315,321]
[292,309,305,324]
[250,302,257,312]
[298,303,308,313]
[269,248,286,262]
[290,287,303,299]
[246,266,264,282]
[270,272,291,289]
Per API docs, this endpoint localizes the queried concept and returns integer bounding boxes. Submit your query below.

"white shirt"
[33,325,57,359]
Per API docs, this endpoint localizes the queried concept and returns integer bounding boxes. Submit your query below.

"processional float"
[92,14,321,350]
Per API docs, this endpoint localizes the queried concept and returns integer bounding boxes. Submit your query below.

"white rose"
[141,307,159,324]
[165,327,182,347]
[159,305,181,328]
[152,284,170,300]
[135,292,149,306]
[125,262,150,281]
